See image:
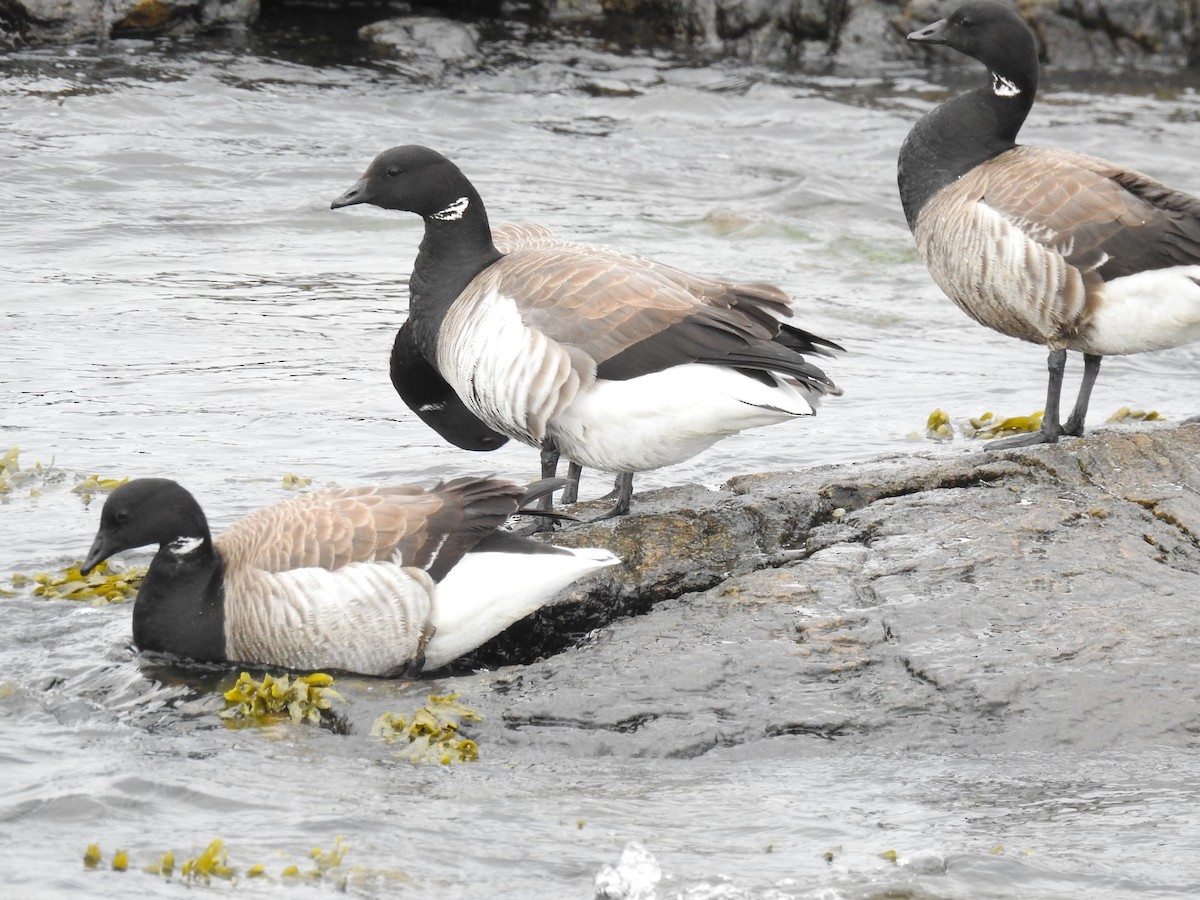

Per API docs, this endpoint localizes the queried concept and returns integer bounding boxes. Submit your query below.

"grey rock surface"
[423,424,1200,759]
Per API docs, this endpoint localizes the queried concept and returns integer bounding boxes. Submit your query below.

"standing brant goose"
[332,146,843,515]
[80,476,618,676]
[898,0,1200,448]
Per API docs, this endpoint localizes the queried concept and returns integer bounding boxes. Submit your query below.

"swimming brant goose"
[332,146,843,515]
[80,476,618,676]
[898,0,1200,448]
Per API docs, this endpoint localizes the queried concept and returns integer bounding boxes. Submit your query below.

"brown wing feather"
[415,476,528,581]
[493,223,795,328]
[492,222,563,249]
[493,224,842,363]
[979,146,1200,277]
[478,245,827,384]
[214,477,530,582]
[215,485,440,574]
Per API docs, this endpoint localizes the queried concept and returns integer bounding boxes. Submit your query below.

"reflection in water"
[3,28,1200,899]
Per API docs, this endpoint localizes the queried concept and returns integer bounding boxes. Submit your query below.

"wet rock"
[2,0,258,45]
[547,0,1200,68]
[359,16,481,63]
[7,0,1200,69]
[895,0,1198,69]
[432,425,1200,759]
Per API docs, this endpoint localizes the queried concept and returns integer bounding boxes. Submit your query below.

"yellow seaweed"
[371,693,481,764]
[924,408,954,441]
[72,474,129,494]
[182,838,234,883]
[967,410,1044,439]
[220,671,344,726]
[310,836,349,873]
[85,837,352,883]
[1107,406,1165,423]
[15,561,145,605]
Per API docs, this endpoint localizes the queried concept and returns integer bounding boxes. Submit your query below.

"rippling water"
[4,25,1200,898]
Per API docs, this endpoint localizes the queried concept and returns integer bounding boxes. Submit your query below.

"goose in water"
[898,0,1200,448]
[81,476,618,676]
[332,146,843,515]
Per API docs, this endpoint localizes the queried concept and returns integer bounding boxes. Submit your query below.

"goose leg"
[538,443,561,511]
[986,348,1066,450]
[507,442,565,535]
[1063,353,1102,437]
[561,461,583,504]
[593,473,635,519]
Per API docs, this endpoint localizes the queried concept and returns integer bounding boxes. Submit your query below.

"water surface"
[4,27,1200,898]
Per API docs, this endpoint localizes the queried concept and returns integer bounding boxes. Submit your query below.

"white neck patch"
[168,536,204,556]
[992,72,1021,98]
[433,196,469,221]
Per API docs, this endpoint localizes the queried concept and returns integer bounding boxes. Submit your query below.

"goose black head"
[81,478,209,575]
[330,145,477,222]
[909,0,1039,95]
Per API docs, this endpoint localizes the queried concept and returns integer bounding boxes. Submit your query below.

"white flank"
[425,546,620,670]
[548,363,816,473]
[1084,267,1200,355]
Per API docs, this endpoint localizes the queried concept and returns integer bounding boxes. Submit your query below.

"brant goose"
[899,0,1200,448]
[80,476,618,676]
[332,146,842,515]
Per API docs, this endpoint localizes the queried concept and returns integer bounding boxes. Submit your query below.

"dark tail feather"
[774,323,845,357]
[516,477,578,521]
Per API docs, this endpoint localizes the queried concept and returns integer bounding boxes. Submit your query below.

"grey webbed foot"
[985,425,1062,450]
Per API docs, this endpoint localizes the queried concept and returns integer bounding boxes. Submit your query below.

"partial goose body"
[432,244,831,472]
[390,318,511,452]
[332,146,842,514]
[389,226,586,502]
[899,0,1200,447]
[387,225,586,456]
[911,146,1200,357]
[80,477,618,676]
